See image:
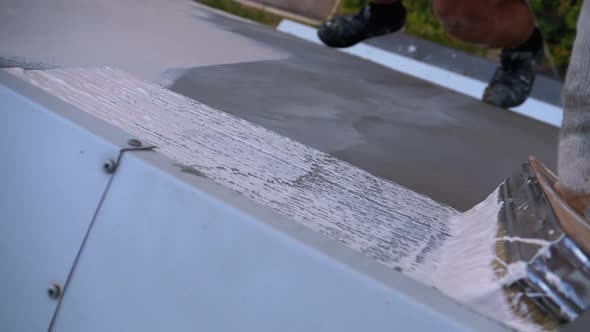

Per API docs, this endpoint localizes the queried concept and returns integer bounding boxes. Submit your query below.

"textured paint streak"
[7,67,542,330]
[7,66,454,273]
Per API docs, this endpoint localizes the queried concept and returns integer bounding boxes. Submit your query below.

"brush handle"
[530,156,590,255]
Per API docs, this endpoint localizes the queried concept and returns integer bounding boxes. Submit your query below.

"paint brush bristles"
[427,188,557,331]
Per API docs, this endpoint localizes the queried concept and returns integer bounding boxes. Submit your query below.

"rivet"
[128,139,142,147]
[103,159,116,173]
[47,283,61,300]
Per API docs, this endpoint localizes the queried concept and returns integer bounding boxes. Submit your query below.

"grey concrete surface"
[173,12,558,211]
[0,0,288,84]
[0,0,558,211]
[367,32,564,107]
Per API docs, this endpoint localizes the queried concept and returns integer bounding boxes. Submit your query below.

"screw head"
[128,139,142,147]
[47,283,61,299]
[103,159,116,174]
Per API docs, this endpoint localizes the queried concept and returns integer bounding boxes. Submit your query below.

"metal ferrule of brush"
[498,161,590,323]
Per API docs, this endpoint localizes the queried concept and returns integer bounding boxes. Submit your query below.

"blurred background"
[196,0,582,79]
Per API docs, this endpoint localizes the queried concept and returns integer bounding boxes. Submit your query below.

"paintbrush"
[494,156,590,330]
[430,156,590,331]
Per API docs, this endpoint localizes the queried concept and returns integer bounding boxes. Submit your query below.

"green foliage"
[196,0,581,75]
[195,0,282,27]
[339,0,486,55]
[403,1,486,56]
[340,0,369,14]
[529,0,582,73]
[339,0,582,76]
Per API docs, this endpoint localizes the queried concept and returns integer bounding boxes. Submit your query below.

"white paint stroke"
[277,19,563,128]
[428,190,540,332]
[7,66,456,276]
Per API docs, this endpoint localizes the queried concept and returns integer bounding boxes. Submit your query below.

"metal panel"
[0,73,124,331]
[1,70,509,331]
[52,151,508,332]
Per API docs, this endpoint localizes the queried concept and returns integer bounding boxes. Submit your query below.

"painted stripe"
[277,19,563,128]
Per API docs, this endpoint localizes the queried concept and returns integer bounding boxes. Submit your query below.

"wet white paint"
[7,66,456,272]
[0,0,289,85]
[496,236,553,247]
[7,67,547,331]
[424,191,538,331]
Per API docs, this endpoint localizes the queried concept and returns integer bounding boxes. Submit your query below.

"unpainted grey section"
[172,13,558,210]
